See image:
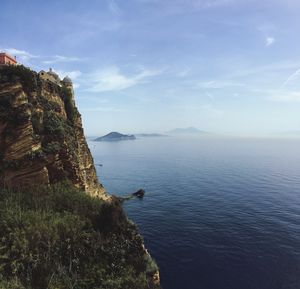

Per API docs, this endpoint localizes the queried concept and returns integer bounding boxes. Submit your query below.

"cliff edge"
[0,65,161,289]
[0,65,105,198]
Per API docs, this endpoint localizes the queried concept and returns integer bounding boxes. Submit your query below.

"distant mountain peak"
[167,127,208,134]
[135,133,168,138]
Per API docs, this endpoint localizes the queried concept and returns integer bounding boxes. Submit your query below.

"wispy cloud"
[269,91,300,102]
[202,0,235,8]
[137,0,236,9]
[1,47,38,60]
[81,106,125,112]
[85,66,162,92]
[253,88,300,103]
[196,80,244,89]
[183,103,224,118]
[265,36,275,47]
[55,69,82,80]
[134,0,237,17]
[200,104,224,118]
[43,55,81,64]
[52,69,82,89]
[108,0,121,16]
[205,91,215,101]
[1,48,82,66]
[177,68,191,77]
[281,68,300,88]
[226,60,300,80]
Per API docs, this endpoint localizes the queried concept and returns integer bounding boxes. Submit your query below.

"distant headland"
[94,132,136,142]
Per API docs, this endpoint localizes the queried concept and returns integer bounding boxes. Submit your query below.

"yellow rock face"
[0,66,106,199]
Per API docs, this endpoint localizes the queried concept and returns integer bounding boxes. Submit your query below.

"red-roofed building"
[0,52,17,65]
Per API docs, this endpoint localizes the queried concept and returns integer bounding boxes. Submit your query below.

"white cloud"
[265,37,275,47]
[85,66,162,92]
[43,55,81,64]
[281,68,300,88]
[1,48,38,60]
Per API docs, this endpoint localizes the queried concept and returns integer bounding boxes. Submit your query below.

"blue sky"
[1,0,300,136]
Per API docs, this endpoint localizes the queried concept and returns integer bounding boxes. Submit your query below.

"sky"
[1,0,300,136]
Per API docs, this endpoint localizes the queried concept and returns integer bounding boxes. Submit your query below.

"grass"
[0,182,159,289]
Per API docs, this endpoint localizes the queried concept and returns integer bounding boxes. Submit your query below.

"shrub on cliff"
[0,65,36,93]
[61,86,78,123]
[0,183,157,289]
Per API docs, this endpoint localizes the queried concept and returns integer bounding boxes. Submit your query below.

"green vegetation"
[31,111,43,135]
[25,148,46,161]
[0,159,20,175]
[0,102,31,126]
[61,86,79,123]
[31,95,75,154]
[0,183,158,289]
[0,65,160,288]
[0,65,37,93]
[42,141,61,154]
[0,66,78,155]
[0,149,48,175]
[35,96,62,113]
[30,94,78,155]
[43,111,71,138]
[144,254,159,275]
[42,111,77,154]
[0,93,12,108]
[0,278,25,289]
[0,91,14,123]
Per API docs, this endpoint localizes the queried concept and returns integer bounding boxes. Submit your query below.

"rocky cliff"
[0,65,161,289]
[0,65,105,198]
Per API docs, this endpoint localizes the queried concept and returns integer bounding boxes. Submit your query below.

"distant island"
[94,132,136,142]
[167,127,208,134]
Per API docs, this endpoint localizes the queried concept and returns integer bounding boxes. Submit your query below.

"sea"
[88,136,300,289]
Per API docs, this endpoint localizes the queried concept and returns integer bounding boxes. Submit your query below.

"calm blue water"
[89,137,300,289]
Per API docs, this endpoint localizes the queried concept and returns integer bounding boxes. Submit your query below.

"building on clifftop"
[39,68,73,90]
[39,68,62,86]
[0,52,17,65]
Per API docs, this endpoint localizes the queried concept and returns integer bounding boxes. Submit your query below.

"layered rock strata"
[0,65,105,198]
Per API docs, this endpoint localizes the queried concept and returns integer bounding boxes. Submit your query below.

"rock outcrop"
[0,65,105,198]
[0,65,161,288]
